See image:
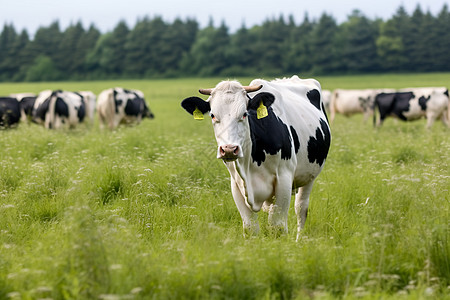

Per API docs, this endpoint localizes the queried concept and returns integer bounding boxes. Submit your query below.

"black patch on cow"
[247,92,293,166]
[33,98,50,122]
[374,92,414,122]
[0,97,21,127]
[20,97,36,118]
[418,96,430,111]
[181,97,211,115]
[358,96,372,112]
[290,125,300,154]
[125,98,145,116]
[307,89,321,110]
[76,100,86,122]
[55,97,69,118]
[307,119,331,166]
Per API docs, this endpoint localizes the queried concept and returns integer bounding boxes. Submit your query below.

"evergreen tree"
[285,13,314,74]
[341,10,379,72]
[253,16,291,74]
[376,19,406,71]
[162,18,198,76]
[181,20,230,76]
[434,4,450,70]
[0,24,18,80]
[225,23,258,75]
[310,13,340,73]
[107,21,130,76]
[78,24,101,78]
[55,22,85,78]
[30,21,62,65]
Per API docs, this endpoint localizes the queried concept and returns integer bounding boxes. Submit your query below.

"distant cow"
[33,90,86,129]
[0,97,21,128]
[330,88,395,123]
[181,76,331,240]
[96,87,154,130]
[374,87,449,128]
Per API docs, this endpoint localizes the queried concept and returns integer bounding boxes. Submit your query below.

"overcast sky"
[1,0,449,35]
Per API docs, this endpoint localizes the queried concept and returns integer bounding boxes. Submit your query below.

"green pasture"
[0,73,449,299]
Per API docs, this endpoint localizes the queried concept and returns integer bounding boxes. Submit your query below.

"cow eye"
[243,112,248,119]
[210,113,216,121]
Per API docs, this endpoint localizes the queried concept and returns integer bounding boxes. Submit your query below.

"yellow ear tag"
[193,107,204,120]
[256,101,268,119]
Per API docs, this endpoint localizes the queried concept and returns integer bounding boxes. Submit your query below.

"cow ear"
[181,97,211,115]
[247,92,275,111]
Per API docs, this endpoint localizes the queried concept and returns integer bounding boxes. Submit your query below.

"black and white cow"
[330,88,395,123]
[181,76,331,240]
[97,87,154,130]
[32,90,86,129]
[0,97,21,128]
[374,87,449,128]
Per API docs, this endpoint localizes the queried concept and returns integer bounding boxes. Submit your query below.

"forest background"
[1,4,450,82]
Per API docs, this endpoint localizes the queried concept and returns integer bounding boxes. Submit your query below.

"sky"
[1,0,449,35]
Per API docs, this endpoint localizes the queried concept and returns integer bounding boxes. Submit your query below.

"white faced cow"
[375,87,449,128]
[32,90,86,129]
[330,88,395,123]
[181,76,331,240]
[96,87,154,130]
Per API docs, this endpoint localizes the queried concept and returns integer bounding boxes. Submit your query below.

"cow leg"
[294,181,314,242]
[268,176,293,235]
[230,177,259,237]
[425,112,436,129]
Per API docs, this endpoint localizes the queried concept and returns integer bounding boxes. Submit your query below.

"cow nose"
[219,144,240,161]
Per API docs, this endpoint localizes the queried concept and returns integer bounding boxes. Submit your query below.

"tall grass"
[0,74,449,299]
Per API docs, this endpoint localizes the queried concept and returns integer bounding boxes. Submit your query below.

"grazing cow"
[330,88,395,123]
[181,76,331,240]
[96,87,154,130]
[33,90,86,129]
[0,97,21,128]
[374,87,449,128]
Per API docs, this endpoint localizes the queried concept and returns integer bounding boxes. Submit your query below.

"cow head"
[181,81,269,162]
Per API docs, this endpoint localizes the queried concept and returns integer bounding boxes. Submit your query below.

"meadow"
[0,73,449,299]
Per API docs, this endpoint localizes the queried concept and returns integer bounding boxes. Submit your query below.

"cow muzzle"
[218,144,240,161]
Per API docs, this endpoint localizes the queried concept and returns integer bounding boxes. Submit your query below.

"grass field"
[0,73,449,299]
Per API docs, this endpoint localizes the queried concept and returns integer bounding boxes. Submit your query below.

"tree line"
[1,4,450,82]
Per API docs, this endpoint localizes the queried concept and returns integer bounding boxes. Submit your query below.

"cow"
[181,76,331,241]
[96,87,154,130]
[374,87,449,128]
[32,90,86,129]
[0,97,21,128]
[330,88,395,123]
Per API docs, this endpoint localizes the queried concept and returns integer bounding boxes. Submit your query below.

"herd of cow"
[323,86,450,128]
[1,85,448,131]
[0,87,154,129]
[1,78,449,239]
